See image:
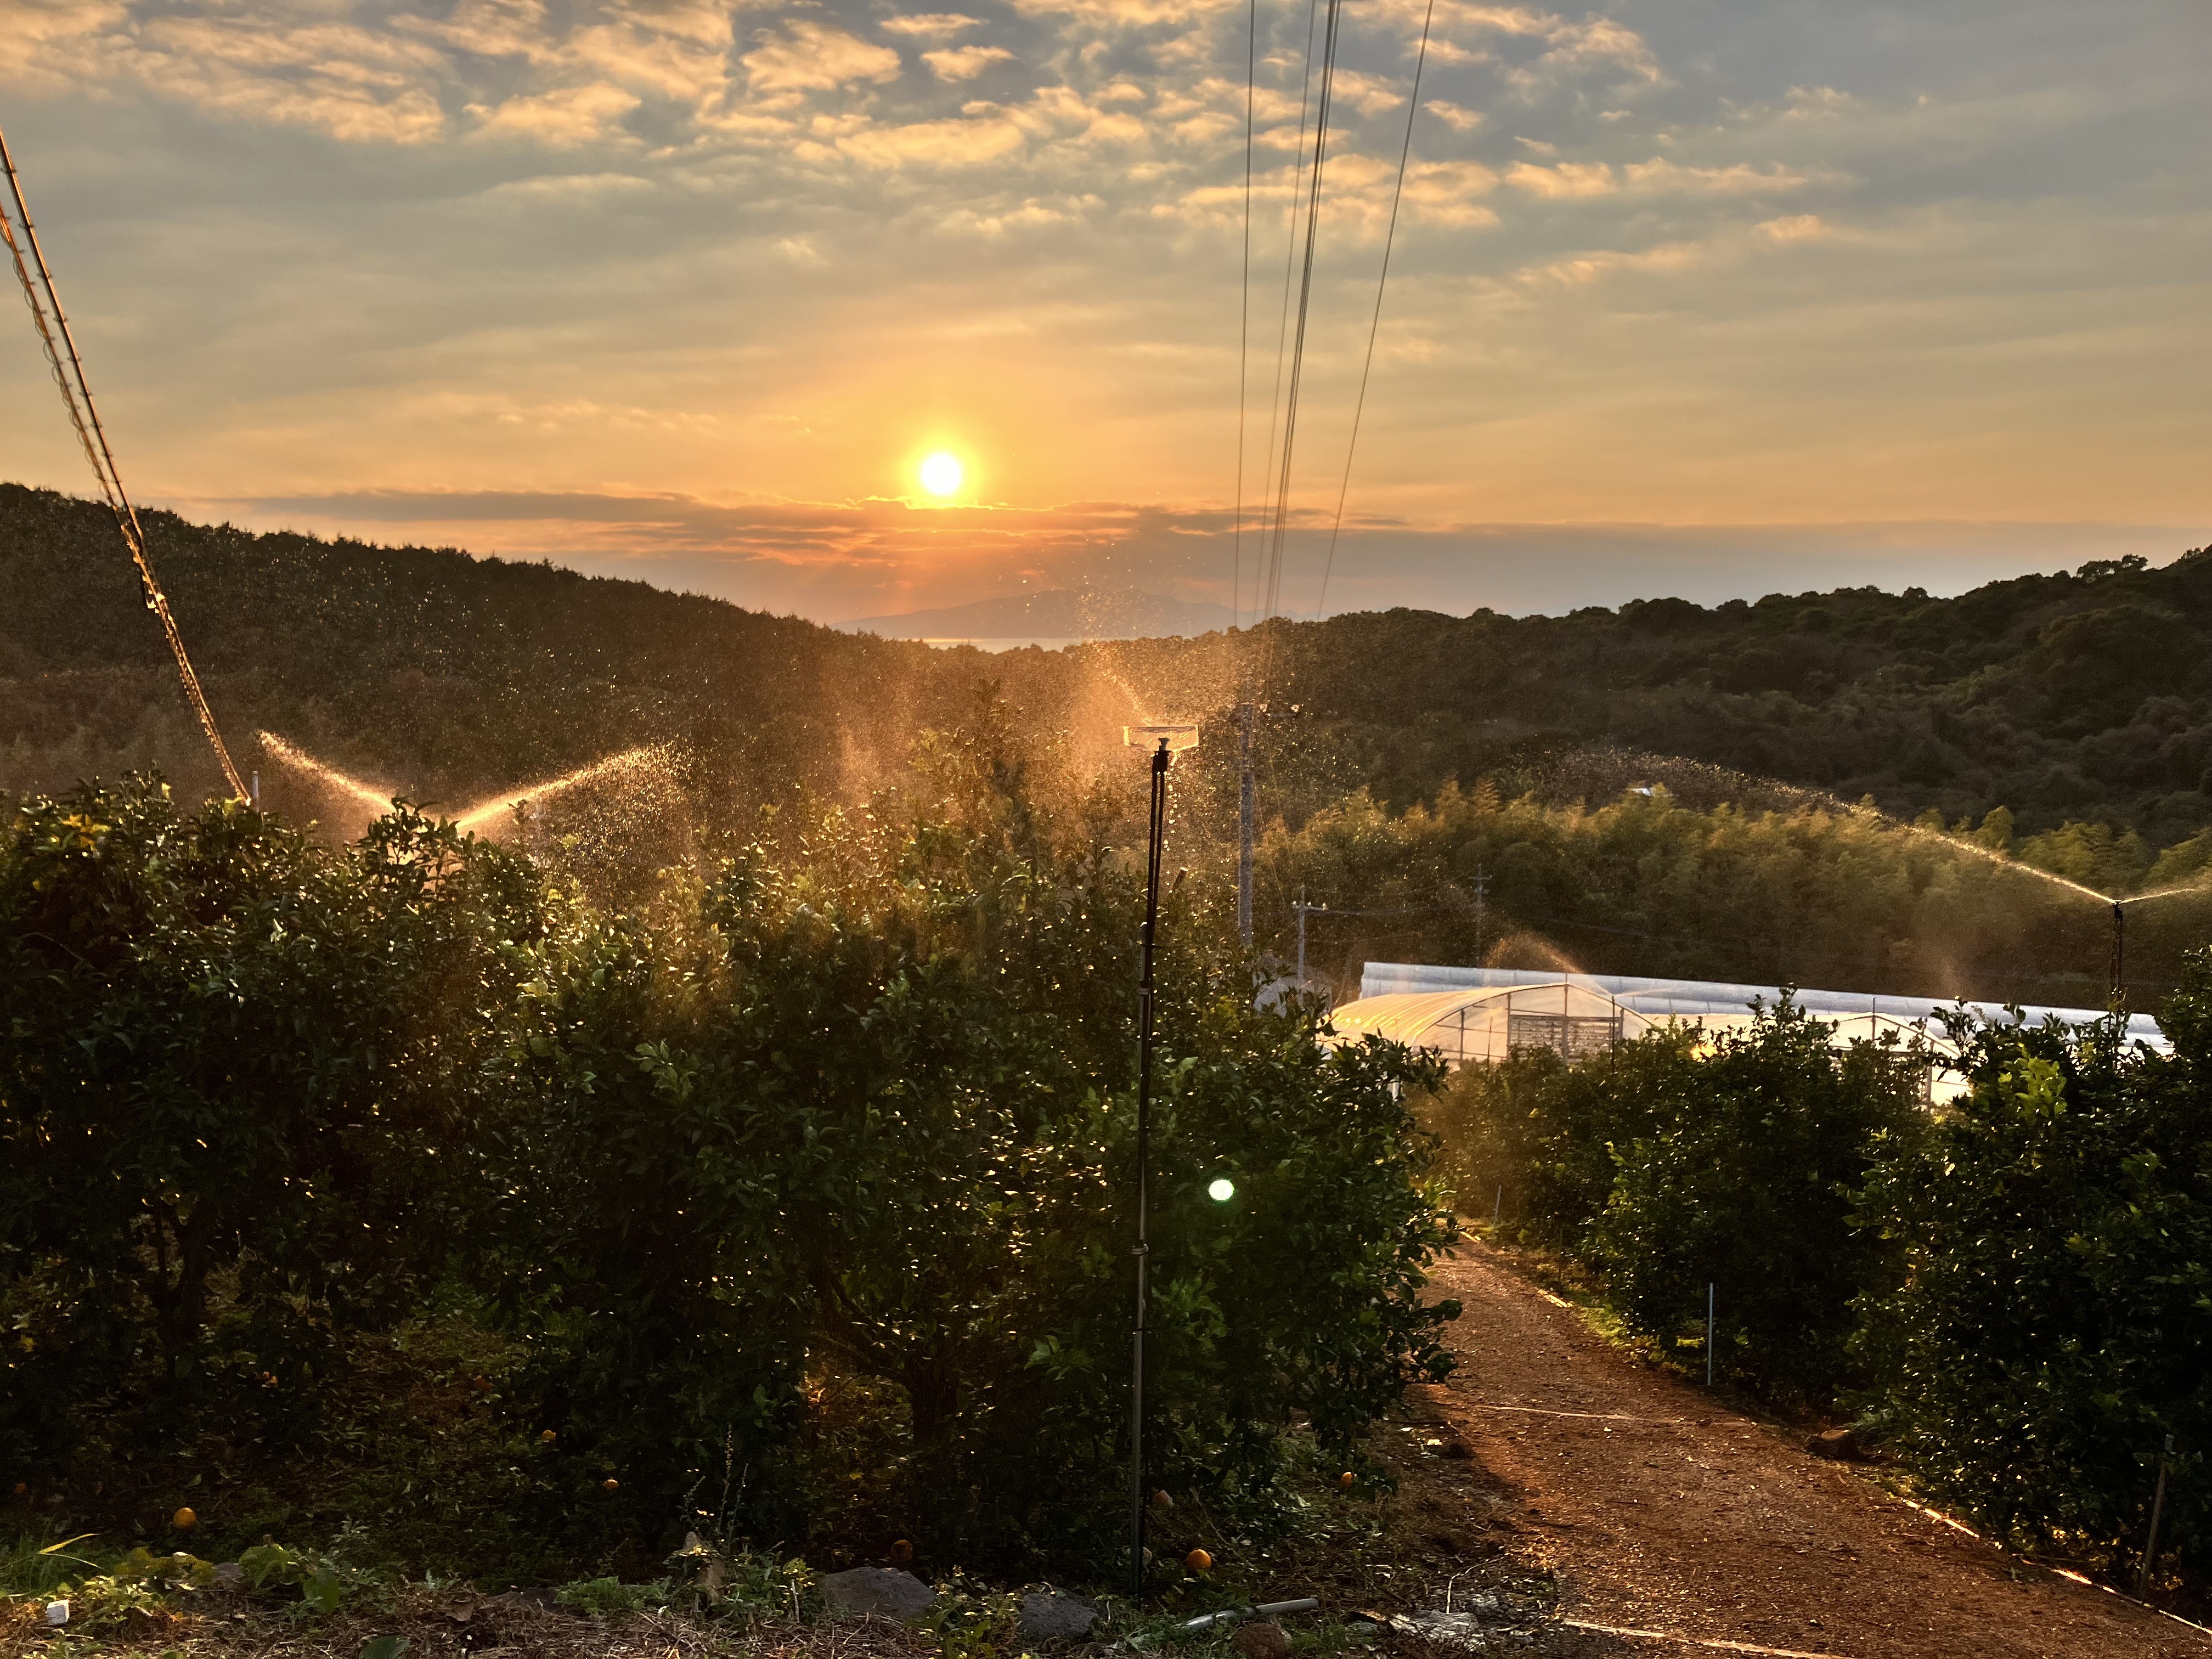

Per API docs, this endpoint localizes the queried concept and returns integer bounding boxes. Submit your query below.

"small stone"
[818,1567,937,1618]
[44,1600,70,1628]
[1018,1590,1099,1641]
[1389,1610,1490,1652]
[1229,1621,1293,1659]
[214,1562,245,1588]
[1807,1427,1871,1462]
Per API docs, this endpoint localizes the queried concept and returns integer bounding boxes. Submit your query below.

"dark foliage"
[1862,960,2212,1584]
[0,781,539,1471]
[1423,1002,1928,1398]
[1,760,1457,1579]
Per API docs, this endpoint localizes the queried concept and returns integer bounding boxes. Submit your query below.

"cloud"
[879,13,985,38]
[1330,70,1408,117]
[923,45,1017,82]
[1007,0,1242,26]
[1620,157,1809,194]
[194,487,2205,625]
[7,0,2208,600]
[3,5,454,142]
[1504,159,1616,196]
[470,83,641,144]
[742,21,902,94]
[1757,213,1829,242]
[1502,155,1807,199]
[1401,160,1502,224]
[838,115,1028,167]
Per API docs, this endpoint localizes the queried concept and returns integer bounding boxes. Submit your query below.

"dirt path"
[1418,1242,2205,1659]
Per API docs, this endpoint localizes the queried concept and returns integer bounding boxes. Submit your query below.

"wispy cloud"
[923,44,1017,82]
[2,0,2205,624]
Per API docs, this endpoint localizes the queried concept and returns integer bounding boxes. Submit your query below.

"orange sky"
[3,0,2208,619]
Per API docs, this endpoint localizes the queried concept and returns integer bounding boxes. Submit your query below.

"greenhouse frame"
[1327,963,2169,1101]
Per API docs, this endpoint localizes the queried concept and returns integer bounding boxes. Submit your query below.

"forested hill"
[1100,542,2212,870]
[5,481,2210,882]
[0,482,1000,821]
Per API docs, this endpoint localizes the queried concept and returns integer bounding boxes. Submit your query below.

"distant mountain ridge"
[5,483,2210,866]
[838,588,1233,641]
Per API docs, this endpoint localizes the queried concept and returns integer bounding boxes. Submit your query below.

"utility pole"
[1236,695,1255,946]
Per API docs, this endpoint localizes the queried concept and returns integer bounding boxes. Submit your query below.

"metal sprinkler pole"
[1706,1284,1716,1388]
[1128,735,1171,1600]
[2111,901,2126,1009]
[1237,696,1255,946]
[2140,1433,2175,1595]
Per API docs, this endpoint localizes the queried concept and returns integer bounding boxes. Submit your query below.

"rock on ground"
[1227,1620,1293,1659]
[1017,1590,1099,1640]
[817,1567,938,1618]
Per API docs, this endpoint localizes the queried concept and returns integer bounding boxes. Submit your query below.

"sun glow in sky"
[0,1,2207,623]
[918,453,964,499]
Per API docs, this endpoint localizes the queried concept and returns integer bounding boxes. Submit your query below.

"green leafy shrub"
[5,749,1460,1579]
[0,781,544,1473]
[1590,999,1928,1396]
[1863,959,2212,1580]
[489,721,1460,1566]
[1425,1000,1927,1398]
[1421,1030,1700,1248]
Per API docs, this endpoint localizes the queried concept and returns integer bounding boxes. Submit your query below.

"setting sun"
[918,452,964,498]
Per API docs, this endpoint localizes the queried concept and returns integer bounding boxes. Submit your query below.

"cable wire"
[1230,0,1259,632]
[1258,0,1346,636]
[1314,0,1436,623]
[1,122,247,802]
[1254,0,1325,635]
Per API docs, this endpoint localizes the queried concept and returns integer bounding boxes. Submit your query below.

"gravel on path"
[1421,1242,2208,1659]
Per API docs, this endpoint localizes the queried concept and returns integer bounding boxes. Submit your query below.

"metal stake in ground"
[1707,1283,1716,1388]
[1122,723,1197,1601]
[2139,1432,2175,1595]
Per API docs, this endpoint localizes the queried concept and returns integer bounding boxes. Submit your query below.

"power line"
[0,121,247,802]
[1259,0,1347,631]
[1230,0,1259,632]
[1315,0,1436,623]
[1254,0,1325,633]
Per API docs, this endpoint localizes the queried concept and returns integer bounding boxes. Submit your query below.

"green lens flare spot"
[1207,1178,1235,1202]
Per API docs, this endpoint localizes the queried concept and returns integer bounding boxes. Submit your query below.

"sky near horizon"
[2,0,2208,624]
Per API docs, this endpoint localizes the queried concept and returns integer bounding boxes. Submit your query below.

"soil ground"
[1420,1239,2210,1659]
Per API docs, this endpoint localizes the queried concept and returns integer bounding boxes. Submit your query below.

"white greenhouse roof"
[1326,966,2169,1104]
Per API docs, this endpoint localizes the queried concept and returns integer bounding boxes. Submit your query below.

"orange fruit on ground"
[172,1506,197,1531]
[890,1541,913,1562]
[1339,1471,1356,1489]
[602,1479,619,1491]
[1152,1488,1173,1509]
[541,1430,557,1443]
[1185,1548,1211,1573]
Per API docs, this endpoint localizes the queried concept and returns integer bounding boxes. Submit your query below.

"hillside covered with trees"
[6,482,2211,1004]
